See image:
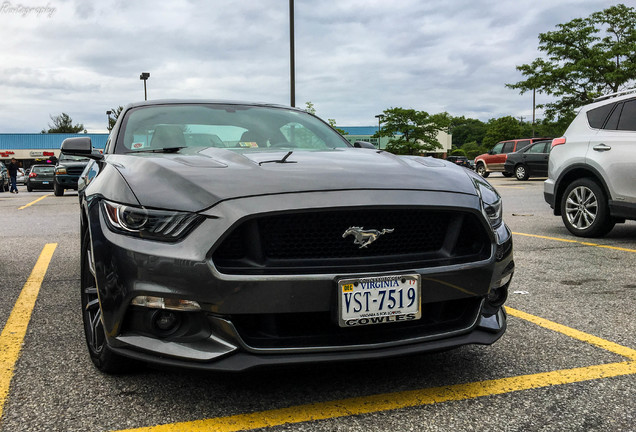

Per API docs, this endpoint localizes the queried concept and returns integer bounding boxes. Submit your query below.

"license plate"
[338,274,421,327]
[42,181,50,184]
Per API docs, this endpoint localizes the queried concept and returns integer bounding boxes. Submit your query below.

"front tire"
[560,178,615,238]
[476,163,489,178]
[54,182,64,196]
[81,230,132,373]
[515,165,529,181]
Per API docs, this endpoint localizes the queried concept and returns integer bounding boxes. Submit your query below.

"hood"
[107,148,478,212]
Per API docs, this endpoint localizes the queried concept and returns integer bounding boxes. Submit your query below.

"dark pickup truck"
[54,154,90,196]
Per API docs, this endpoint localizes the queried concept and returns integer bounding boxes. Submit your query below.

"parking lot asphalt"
[0,178,634,432]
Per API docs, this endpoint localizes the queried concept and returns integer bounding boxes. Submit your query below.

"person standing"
[7,158,19,194]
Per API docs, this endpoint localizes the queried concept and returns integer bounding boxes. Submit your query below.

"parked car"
[446,155,472,169]
[62,100,514,374]
[0,162,8,192]
[545,89,636,237]
[54,153,91,196]
[503,139,552,180]
[16,168,26,185]
[26,164,55,191]
[475,138,549,178]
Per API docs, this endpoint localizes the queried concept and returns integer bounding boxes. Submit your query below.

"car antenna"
[259,151,296,166]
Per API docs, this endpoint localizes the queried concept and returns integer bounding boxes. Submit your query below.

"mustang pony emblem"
[342,226,394,248]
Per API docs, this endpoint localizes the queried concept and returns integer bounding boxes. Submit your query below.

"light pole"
[375,114,385,149]
[139,72,150,100]
[289,0,295,107]
[106,110,112,132]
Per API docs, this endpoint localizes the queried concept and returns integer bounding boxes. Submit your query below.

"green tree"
[461,141,489,159]
[304,101,316,115]
[375,108,448,155]
[327,119,348,135]
[42,113,85,133]
[108,106,124,131]
[482,116,533,147]
[449,116,487,147]
[507,4,636,120]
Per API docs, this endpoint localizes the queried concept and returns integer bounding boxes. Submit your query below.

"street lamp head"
[106,110,112,115]
[140,72,150,80]
[375,114,385,121]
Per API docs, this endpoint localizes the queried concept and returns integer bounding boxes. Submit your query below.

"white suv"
[544,89,636,237]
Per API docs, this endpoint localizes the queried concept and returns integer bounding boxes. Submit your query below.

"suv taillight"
[551,137,566,148]
[29,172,37,178]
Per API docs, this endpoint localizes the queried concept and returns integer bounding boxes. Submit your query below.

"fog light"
[152,310,181,335]
[487,286,508,307]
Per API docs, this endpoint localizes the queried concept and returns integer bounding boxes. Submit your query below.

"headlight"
[468,174,503,228]
[483,198,503,228]
[101,200,204,241]
[55,167,67,175]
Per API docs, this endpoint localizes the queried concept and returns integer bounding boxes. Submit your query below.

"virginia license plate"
[338,274,421,327]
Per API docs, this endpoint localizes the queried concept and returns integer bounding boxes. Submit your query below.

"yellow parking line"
[115,362,636,432]
[512,232,636,253]
[0,243,57,420]
[113,309,636,432]
[18,194,51,210]
[506,307,636,361]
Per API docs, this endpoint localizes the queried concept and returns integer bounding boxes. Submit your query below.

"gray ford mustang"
[62,100,514,373]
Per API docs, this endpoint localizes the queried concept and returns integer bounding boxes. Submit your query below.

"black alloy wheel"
[515,165,529,181]
[81,230,131,373]
[476,164,489,178]
[560,178,615,238]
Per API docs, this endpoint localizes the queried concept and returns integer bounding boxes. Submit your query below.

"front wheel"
[53,182,64,196]
[560,178,614,238]
[81,231,133,373]
[515,165,529,181]
[476,164,489,178]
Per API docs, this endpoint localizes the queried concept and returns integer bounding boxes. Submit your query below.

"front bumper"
[86,189,514,371]
[55,174,80,190]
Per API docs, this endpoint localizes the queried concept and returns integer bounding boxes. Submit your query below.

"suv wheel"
[560,178,615,238]
[53,182,64,196]
[515,165,529,181]
[476,163,489,178]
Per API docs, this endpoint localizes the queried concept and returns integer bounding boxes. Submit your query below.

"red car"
[475,138,549,178]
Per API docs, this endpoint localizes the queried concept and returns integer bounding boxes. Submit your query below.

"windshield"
[115,104,351,154]
[33,166,55,174]
[60,154,90,162]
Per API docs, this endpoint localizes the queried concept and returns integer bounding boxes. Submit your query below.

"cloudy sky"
[0,0,613,133]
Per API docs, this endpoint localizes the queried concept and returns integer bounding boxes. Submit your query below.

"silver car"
[544,89,636,237]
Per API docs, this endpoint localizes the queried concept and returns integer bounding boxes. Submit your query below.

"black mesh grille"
[67,166,85,176]
[212,208,491,274]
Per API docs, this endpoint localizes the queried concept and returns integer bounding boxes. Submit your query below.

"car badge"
[342,226,394,248]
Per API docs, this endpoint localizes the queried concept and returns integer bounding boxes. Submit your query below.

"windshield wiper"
[259,151,296,166]
[130,146,186,154]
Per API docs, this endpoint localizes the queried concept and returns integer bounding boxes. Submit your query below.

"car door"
[586,99,636,203]
[490,141,512,170]
[524,142,550,176]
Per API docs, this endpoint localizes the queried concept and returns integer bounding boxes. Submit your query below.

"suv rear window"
[617,99,636,131]
[33,166,55,174]
[587,103,615,129]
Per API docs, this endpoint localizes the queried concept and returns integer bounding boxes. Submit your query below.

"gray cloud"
[0,0,613,132]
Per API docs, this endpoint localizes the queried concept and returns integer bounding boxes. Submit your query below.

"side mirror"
[353,141,376,149]
[61,137,103,160]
